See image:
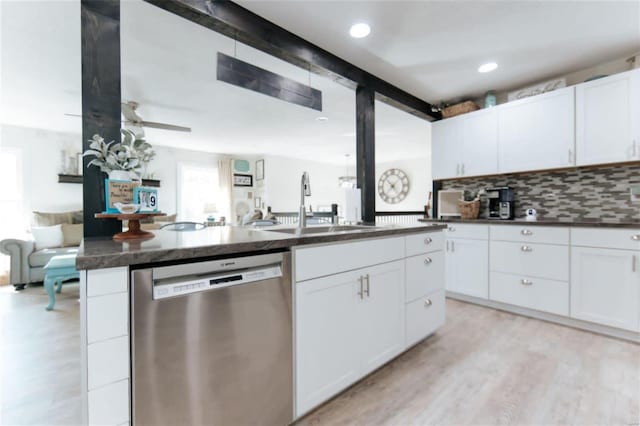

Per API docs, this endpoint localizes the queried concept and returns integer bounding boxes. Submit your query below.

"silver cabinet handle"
[424,237,433,245]
[424,257,433,265]
[633,140,637,158]
[446,240,450,251]
[521,279,533,286]
[521,245,532,252]
[568,148,573,164]
[364,274,370,297]
[633,255,637,273]
[449,226,456,232]
[631,235,640,241]
[424,298,432,308]
[461,163,465,175]
[456,164,460,176]
[357,276,364,299]
[452,241,455,252]
[521,229,533,236]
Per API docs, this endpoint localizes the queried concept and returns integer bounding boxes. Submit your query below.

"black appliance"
[486,186,514,219]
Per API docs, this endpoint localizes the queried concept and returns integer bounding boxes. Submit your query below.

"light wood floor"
[1,286,638,426]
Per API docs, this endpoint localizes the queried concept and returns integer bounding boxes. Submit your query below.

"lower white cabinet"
[490,272,569,316]
[295,260,405,416]
[446,238,489,298]
[571,246,640,332]
[406,289,445,347]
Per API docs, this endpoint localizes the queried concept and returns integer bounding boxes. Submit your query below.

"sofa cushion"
[32,225,64,250]
[29,247,79,268]
[33,210,81,226]
[61,223,83,247]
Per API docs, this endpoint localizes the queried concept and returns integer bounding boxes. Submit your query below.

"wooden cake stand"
[95,212,166,241]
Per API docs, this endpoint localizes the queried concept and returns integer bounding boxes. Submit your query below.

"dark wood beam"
[142,0,441,121]
[356,86,376,224]
[81,0,122,237]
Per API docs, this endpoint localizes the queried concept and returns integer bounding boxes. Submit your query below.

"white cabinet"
[432,115,463,179]
[498,87,575,173]
[445,237,489,298]
[406,251,445,302]
[576,69,640,166]
[406,290,445,347]
[432,109,498,179]
[571,246,640,332]
[296,260,405,416]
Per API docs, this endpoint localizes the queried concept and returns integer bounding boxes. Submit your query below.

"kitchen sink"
[264,225,375,235]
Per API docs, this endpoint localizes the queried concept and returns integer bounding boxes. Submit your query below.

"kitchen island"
[76,223,447,425]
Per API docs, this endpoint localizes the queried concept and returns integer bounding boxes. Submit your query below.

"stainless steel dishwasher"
[131,252,293,426]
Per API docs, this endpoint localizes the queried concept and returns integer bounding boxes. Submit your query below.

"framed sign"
[104,179,137,213]
[134,186,159,212]
[255,159,264,181]
[233,173,253,187]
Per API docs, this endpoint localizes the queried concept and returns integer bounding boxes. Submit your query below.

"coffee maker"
[486,186,514,220]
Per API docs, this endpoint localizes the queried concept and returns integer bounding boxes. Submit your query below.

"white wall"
[262,155,345,212]
[0,125,83,221]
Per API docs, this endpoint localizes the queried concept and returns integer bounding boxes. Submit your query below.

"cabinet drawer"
[406,251,445,302]
[490,272,569,316]
[490,225,569,245]
[490,241,569,281]
[406,289,445,347]
[295,236,404,281]
[571,228,640,251]
[406,231,444,257]
[445,224,489,240]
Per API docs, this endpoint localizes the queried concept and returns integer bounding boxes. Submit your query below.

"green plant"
[83,129,155,173]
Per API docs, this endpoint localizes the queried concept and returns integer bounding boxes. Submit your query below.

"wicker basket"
[442,101,480,118]
[458,199,480,219]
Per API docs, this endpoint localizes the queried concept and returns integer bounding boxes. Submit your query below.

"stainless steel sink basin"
[264,225,375,235]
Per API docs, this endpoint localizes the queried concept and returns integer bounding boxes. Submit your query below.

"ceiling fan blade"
[139,120,192,132]
[64,113,83,118]
[121,102,143,122]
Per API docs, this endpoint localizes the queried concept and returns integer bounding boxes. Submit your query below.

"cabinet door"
[446,238,489,299]
[295,270,362,416]
[461,108,498,177]
[498,87,575,173]
[432,117,462,180]
[571,247,640,332]
[406,251,445,302]
[576,69,640,166]
[359,261,405,376]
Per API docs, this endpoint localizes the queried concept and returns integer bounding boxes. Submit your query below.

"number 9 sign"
[134,187,159,213]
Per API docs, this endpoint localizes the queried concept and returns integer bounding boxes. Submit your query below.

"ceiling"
[0,0,428,165]
[237,0,640,102]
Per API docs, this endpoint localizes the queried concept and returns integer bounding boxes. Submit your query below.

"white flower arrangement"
[83,129,156,174]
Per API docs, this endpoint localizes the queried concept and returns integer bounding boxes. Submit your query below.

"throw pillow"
[61,223,83,247]
[155,214,176,223]
[33,211,72,226]
[32,225,64,250]
[71,210,84,224]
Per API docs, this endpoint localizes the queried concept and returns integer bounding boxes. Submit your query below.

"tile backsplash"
[440,164,640,221]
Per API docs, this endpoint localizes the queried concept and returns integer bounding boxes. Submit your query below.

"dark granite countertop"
[76,224,447,270]
[419,218,640,229]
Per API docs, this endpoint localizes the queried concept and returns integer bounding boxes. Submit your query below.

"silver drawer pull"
[448,227,455,232]
[521,279,533,286]
[521,245,533,252]
[631,235,640,241]
[521,229,533,236]
[424,258,433,265]
[424,298,432,308]
[424,237,433,245]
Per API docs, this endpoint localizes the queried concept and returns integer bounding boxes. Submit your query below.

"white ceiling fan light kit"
[478,62,498,73]
[349,23,371,38]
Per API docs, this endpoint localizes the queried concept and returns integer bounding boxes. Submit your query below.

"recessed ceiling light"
[478,62,498,73]
[316,116,329,122]
[349,23,371,38]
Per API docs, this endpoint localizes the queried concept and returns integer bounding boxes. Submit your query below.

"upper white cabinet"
[498,87,575,173]
[432,109,498,179]
[575,69,640,166]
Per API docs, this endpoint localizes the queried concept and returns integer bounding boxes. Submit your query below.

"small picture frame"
[134,186,159,212]
[233,173,253,187]
[254,197,261,209]
[256,159,264,181]
[104,179,137,213]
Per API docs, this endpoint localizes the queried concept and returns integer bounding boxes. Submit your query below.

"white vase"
[109,170,131,181]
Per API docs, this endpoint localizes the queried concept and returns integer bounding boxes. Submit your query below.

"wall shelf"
[58,174,161,187]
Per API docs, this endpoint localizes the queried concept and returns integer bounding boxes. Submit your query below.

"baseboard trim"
[446,291,640,344]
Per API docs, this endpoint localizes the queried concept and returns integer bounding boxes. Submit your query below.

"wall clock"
[378,168,410,204]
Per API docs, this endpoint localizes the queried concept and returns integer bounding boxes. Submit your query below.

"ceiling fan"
[65,101,192,137]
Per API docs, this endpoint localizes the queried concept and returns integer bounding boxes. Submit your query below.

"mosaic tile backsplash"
[440,164,640,221]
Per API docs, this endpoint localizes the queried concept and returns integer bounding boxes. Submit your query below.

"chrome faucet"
[298,171,311,228]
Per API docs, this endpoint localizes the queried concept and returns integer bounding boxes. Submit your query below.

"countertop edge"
[419,218,640,229]
[76,225,447,271]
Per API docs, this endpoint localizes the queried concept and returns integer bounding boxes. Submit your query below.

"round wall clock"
[378,168,410,204]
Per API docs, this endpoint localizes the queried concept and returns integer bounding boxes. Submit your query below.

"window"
[0,148,24,280]
[177,162,223,222]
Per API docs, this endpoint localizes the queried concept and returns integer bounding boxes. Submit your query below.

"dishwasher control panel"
[153,264,282,300]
